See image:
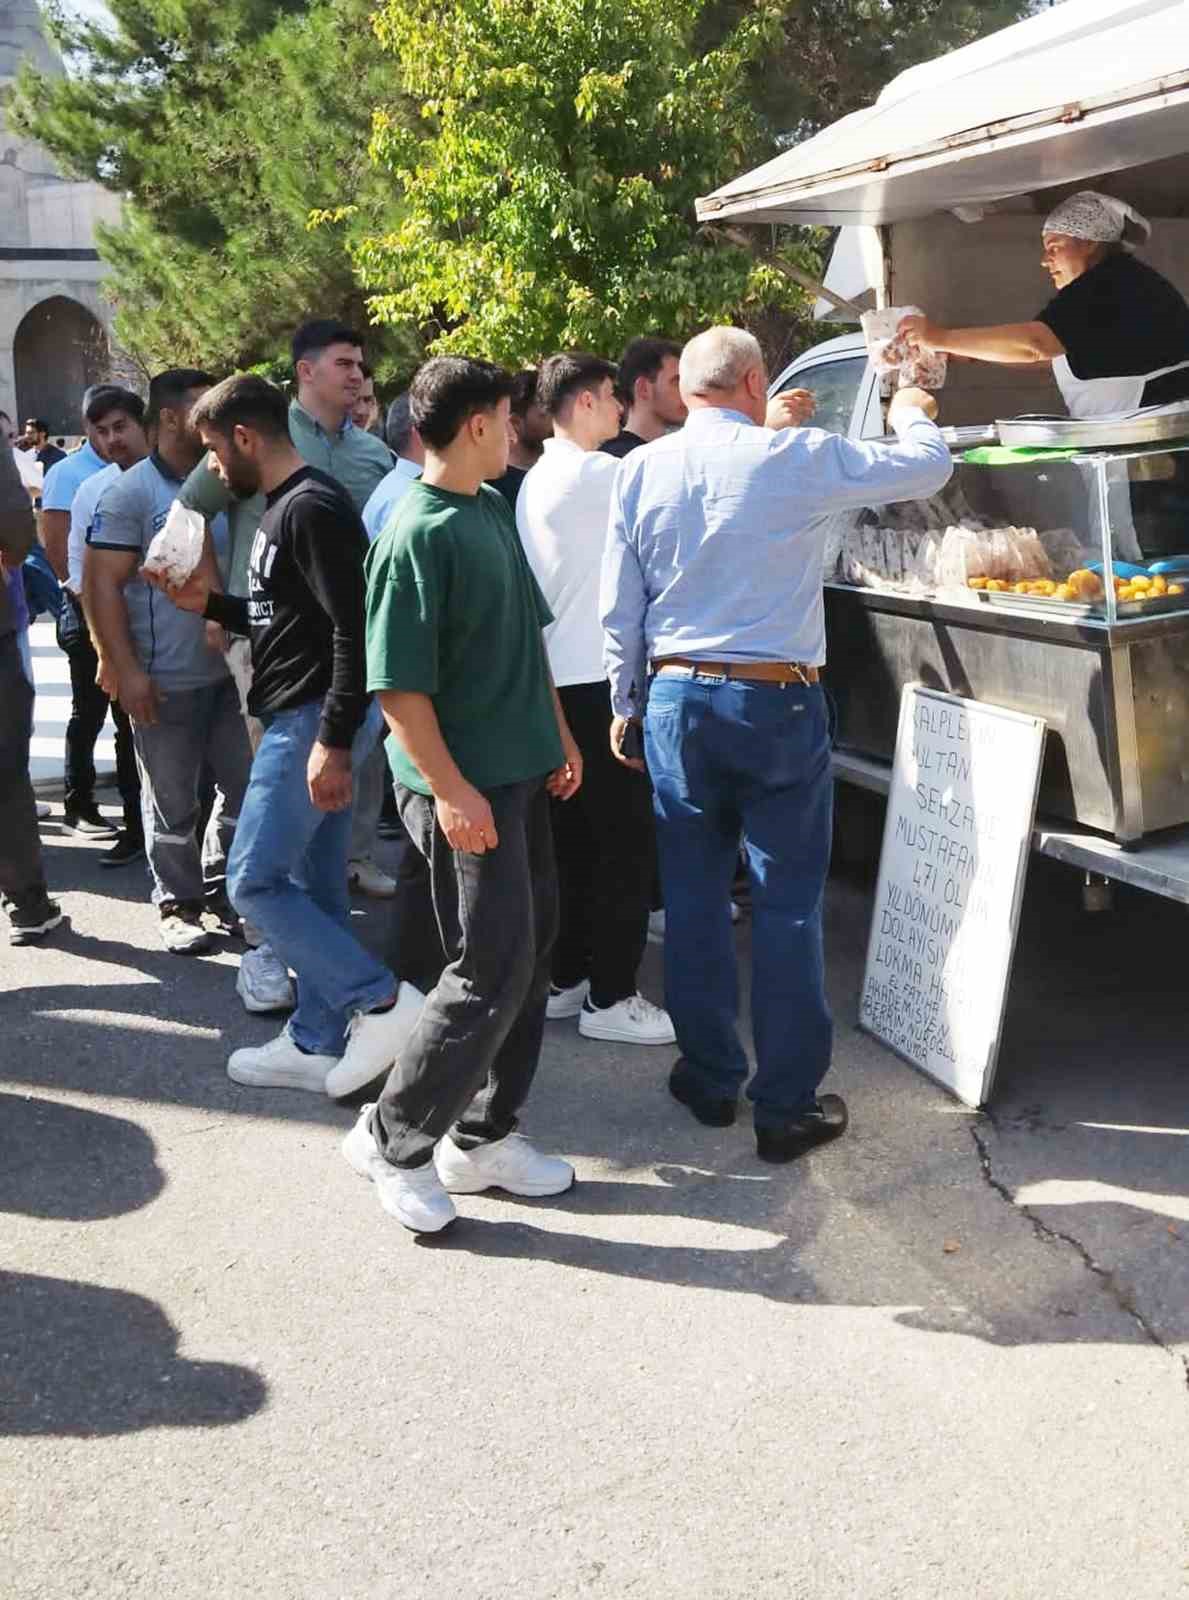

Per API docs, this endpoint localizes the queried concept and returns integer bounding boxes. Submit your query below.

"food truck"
[697,0,1189,899]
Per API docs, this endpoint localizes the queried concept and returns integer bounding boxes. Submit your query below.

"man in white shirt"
[59,387,149,863]
[362,393,424,540]
[517,352,674,1047]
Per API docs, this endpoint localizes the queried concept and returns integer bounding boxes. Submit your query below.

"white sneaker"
[227,1029,337,1091]
[648,904,739,945]
[236,944,295,1014]
[341,1105,456,1232]
[348,858,397,898]
[546,979,589,1020]
[324,981,426,1099]
[435,1131,575,1197]
[159,902,213,955]
[579,993,676,1045]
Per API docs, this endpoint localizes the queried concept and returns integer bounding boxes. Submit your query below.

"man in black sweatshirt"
[147,375,423,1095]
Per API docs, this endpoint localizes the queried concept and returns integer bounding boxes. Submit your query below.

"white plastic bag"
[860,306,924,375]
[142,501,206,586]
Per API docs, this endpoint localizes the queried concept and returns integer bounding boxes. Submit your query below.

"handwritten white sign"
[859,685,1046,1107]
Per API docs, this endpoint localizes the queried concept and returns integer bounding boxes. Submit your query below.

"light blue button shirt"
[600,406,953,716]
[41,439,106,514]
[361,455,422,541]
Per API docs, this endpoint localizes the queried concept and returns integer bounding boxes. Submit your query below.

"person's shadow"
[0,1093,267,1438]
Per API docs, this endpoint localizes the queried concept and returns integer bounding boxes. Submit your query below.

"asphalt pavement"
[3,804,1188,1599]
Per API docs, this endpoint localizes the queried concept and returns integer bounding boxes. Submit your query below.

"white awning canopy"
[697,0,1189,227]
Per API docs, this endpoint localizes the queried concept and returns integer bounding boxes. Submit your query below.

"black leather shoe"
[63,802,119,839]
[756,1094,849,1164]
[668,1059,737,1128]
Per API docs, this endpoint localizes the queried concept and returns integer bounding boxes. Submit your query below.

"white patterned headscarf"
[1042,190,1152,250]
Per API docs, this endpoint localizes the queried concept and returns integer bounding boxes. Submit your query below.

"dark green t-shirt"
[365,481,563,797]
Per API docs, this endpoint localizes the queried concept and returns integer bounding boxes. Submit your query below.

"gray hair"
[679,327,764,394]
[385,392,414,454]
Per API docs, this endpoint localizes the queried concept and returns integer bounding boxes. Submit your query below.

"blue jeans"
[644,672,833,1123]
[227,699,394,1056]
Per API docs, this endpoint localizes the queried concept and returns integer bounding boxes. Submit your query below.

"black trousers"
[373,776,557,1169]
[0,633,49,914]
[387,819,449,996]
[551,680,655,1007]
[59,592,141,830]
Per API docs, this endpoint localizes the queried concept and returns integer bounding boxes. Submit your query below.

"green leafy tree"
[351,0,813,365]
[10,0,416,377]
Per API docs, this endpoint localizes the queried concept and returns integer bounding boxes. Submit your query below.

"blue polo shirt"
[41,439,106,514]
[88,453,229,692]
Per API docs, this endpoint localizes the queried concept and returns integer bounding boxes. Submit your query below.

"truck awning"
[696,0,1189,227]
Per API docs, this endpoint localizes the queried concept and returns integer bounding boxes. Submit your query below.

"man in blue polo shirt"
[84,368,253,956]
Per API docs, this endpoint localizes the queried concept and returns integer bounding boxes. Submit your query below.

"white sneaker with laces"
[227,1030,337,1091]
[578,993,676,1045]
[435,1131,575,1197]
[348,858,397,898]
[324,981,426,1099]
[546,979,589,1020]
[237,944,296,1014]
[341,1105,456,1232]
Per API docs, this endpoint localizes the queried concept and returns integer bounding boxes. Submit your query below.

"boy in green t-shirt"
[343,357,583,1234]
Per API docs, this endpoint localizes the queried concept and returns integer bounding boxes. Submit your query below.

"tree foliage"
[351,0,820,364]
[10,0,414,376]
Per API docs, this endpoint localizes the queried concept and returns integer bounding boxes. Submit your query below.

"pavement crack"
[968,1113,1189,1394]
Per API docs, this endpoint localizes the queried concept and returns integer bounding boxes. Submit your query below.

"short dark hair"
[292,319,363,369]
[385,392,414,454]
[509,369,539,420]
[410,357,516,451]
[27,417,49,434]
[360,364,374,383]
[148,368,215,425]
[536,353,618,419]
[86,386,146,427]
[617,336,681,406]
[190,373,291,441]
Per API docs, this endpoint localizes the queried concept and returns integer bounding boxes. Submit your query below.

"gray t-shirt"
[88,453,229,692]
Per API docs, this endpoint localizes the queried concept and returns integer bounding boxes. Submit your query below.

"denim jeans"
[644,671,834,1123]
[227,699,395,1056]
[372,776,557,1169]
[131,677,252,907]
[0,631,49,917]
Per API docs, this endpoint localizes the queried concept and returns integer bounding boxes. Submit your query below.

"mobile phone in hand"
[619,720,644,762]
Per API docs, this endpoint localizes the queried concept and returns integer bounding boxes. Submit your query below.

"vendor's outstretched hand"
[143,565,211,615]
[765,389,816,430]
[897,314,942,353]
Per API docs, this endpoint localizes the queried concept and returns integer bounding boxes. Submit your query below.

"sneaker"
[63,803,119,839]
[342,1105,456,1232]
[755,1094,849,1164]
[227,1029,337,1092]
[579,993,676,1045]
[99,831,145,869]
[324,981,426,1099]
[202,891,241,937]
[347,858,397,899]
[547,979,589,1020]
[435,1130,575,1197]
[8,895,64,945]
[159,901,213,955]
[236,944,295,1014]
[35,800,51,821]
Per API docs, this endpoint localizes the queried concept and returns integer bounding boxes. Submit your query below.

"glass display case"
[827,441,1189,626]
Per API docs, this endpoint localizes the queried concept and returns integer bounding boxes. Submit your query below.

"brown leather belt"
[653,657,820,685]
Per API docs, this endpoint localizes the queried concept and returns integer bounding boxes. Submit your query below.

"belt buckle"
[789,663,811,687]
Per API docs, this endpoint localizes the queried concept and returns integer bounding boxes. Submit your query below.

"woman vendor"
[899,191,1189,420]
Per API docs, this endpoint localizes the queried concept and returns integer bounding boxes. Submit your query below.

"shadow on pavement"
[0,1093,164,1219]
[0,1272,267,1437]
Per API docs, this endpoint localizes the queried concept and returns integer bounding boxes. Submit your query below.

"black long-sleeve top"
[204,465,369,748]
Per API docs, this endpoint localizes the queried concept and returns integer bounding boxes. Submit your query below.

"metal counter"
[823,584,1189,843]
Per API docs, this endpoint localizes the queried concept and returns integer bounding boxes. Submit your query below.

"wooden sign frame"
[858,684,1046,1108]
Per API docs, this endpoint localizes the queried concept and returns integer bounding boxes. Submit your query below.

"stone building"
[0,0,122,434]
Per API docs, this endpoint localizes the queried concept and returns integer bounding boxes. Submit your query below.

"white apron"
[1053,354,1189,419]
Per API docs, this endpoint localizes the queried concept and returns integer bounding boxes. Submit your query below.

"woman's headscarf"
[1042,190,1152,250]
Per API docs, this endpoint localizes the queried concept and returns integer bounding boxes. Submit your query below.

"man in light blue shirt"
[361,393,424,541]
[601,325,952,1162]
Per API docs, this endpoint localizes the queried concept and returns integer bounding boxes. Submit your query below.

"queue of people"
[1,319,953,1233]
